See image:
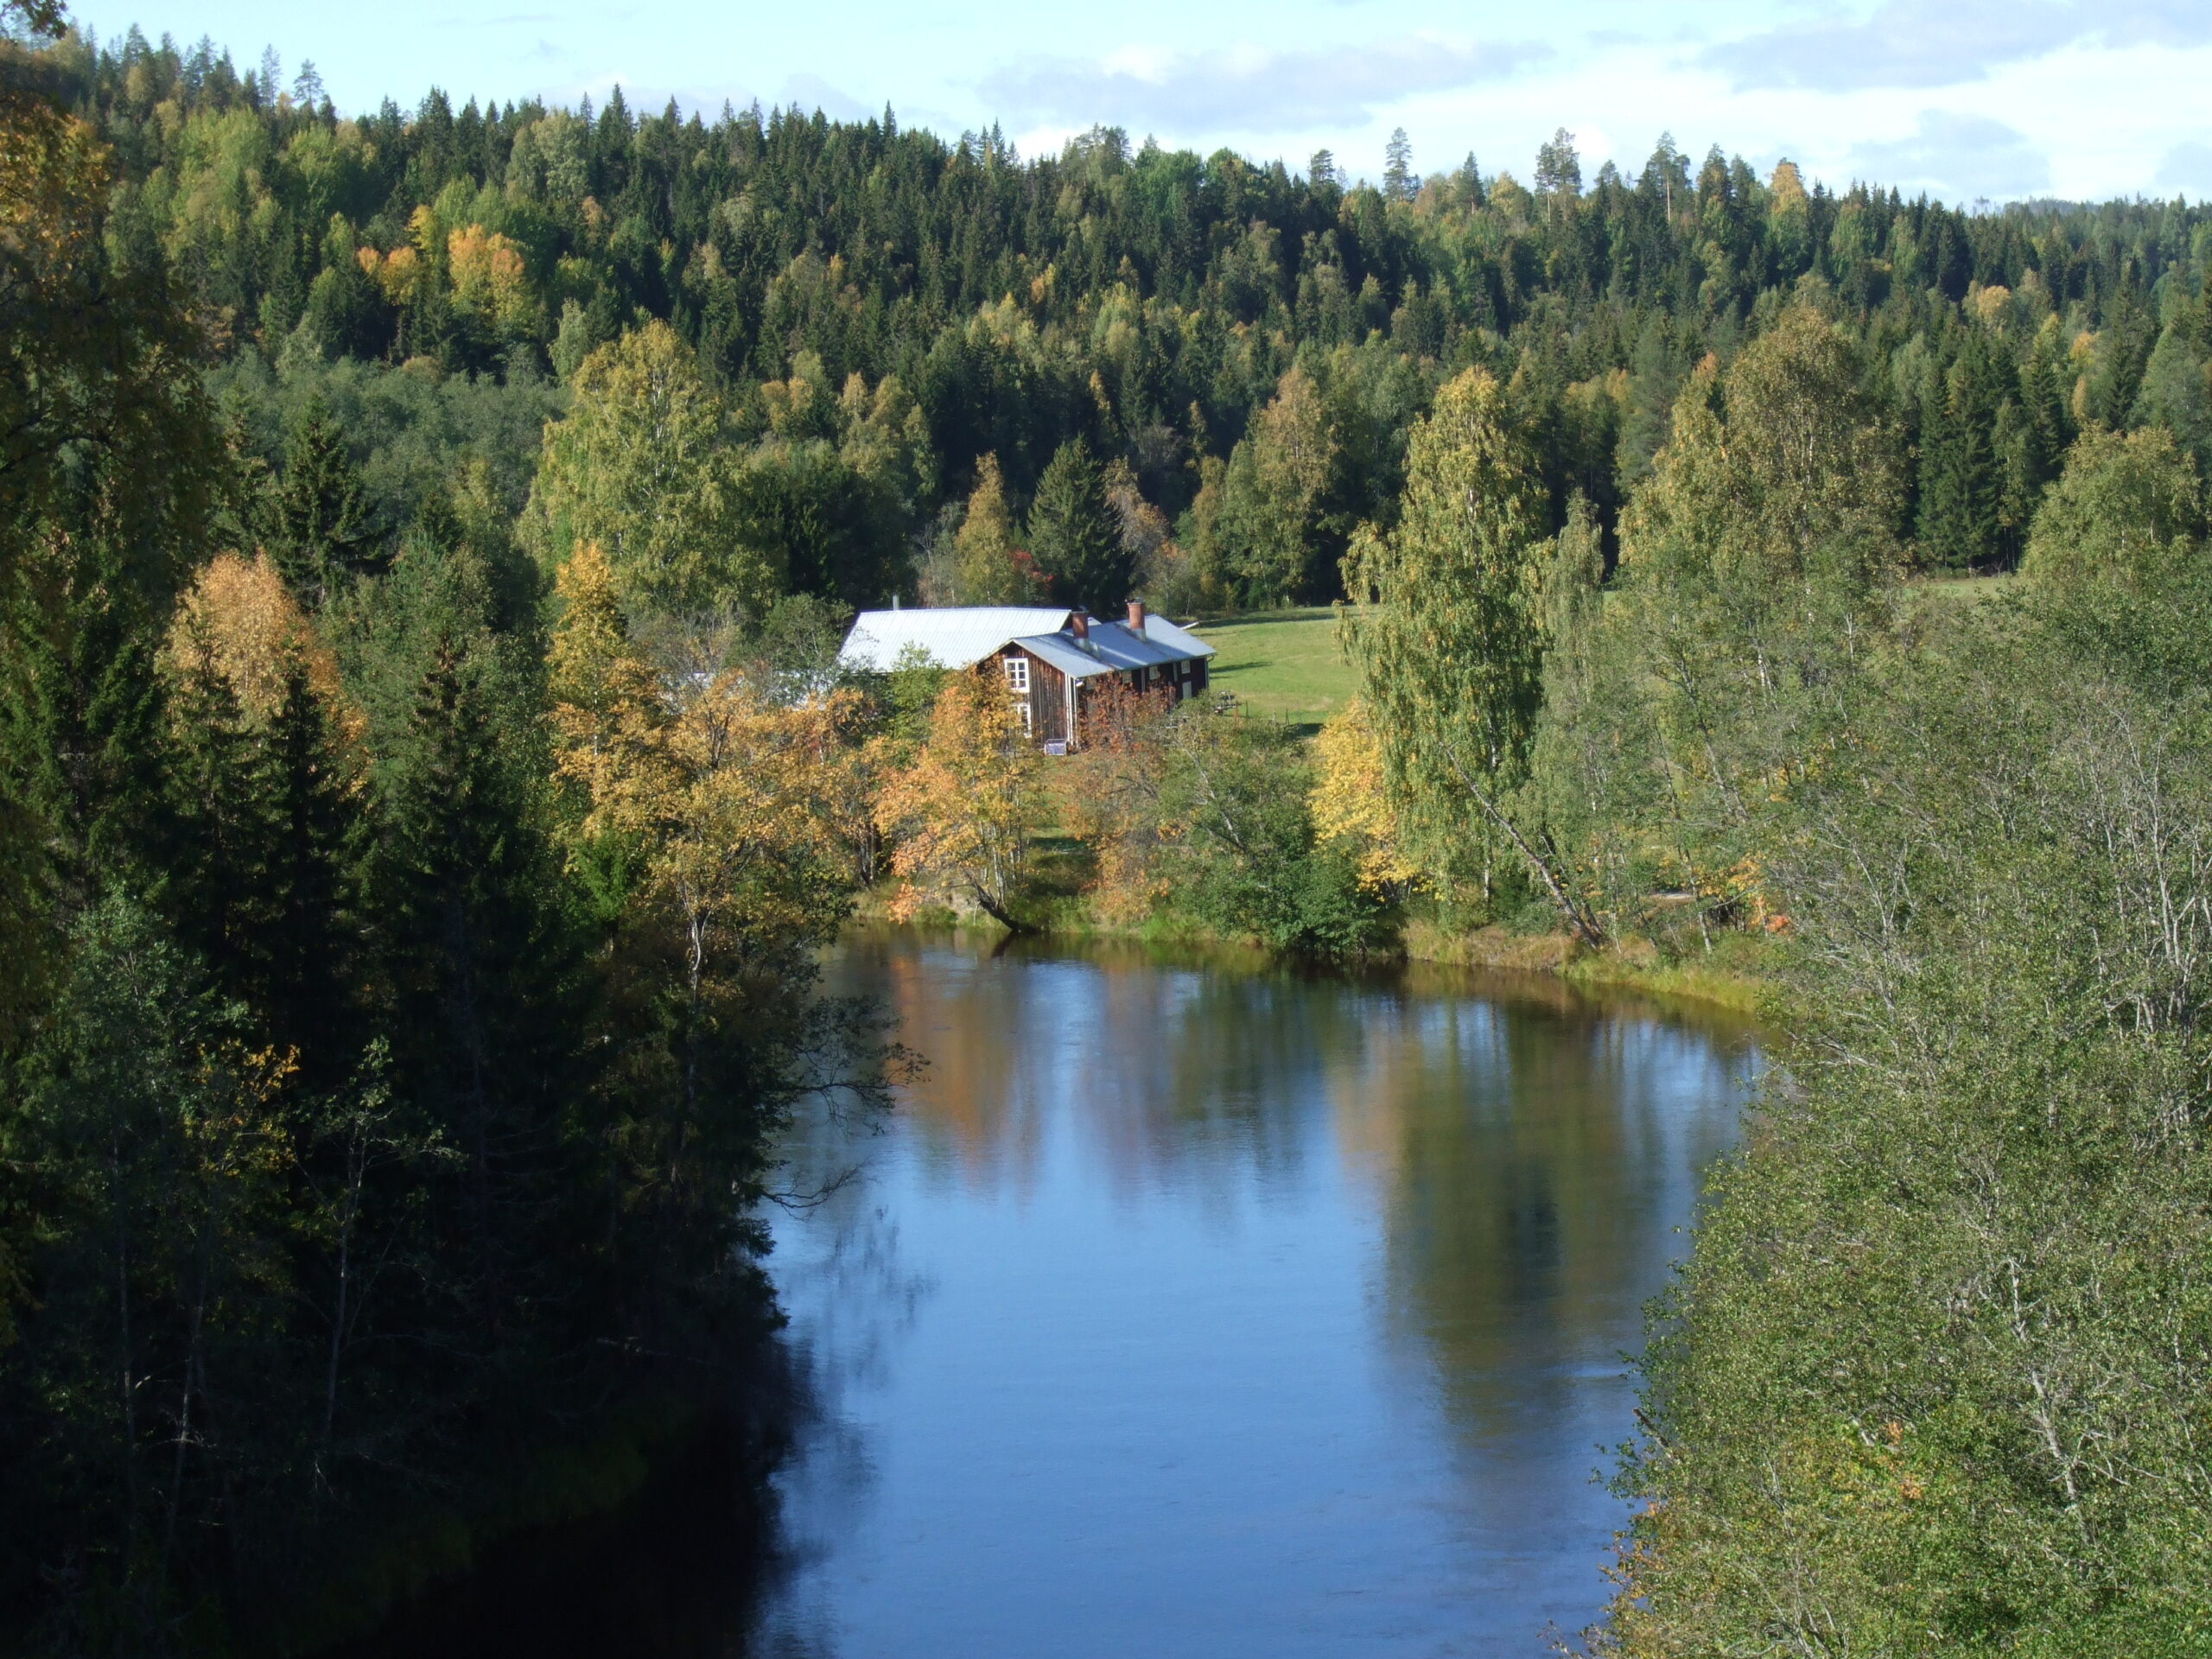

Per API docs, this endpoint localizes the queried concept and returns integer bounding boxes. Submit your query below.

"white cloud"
[1700,0,2212,94]
[1851,111,2051,202]
[2155,139,2212,196]
[978,35,1553,137]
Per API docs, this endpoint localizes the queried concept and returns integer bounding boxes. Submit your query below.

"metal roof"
[838,607,1216,677]
[1014,616,1215,680]
[837,607,1073,672]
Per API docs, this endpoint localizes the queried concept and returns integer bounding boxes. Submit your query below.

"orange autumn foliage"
[166,551,360,740]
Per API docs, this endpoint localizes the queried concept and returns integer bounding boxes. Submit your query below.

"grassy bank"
[1398,918,1776,1014]
[850,874,1775,1017]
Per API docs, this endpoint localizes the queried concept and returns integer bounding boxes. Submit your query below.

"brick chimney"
[1126,599,1147,632]
[1070,610,1090,641]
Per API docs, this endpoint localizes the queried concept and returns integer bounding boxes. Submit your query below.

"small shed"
[837,602,1215,750]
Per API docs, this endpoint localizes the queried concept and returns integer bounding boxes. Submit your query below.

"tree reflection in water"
[340,931,1755,1659]
[753,930,1757,1657]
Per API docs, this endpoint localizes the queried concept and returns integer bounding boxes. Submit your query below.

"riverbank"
[1398,918,1777,1015]
[850,885,1776,1017]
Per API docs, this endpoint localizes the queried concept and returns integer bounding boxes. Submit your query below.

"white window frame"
[1004,655,1030,694]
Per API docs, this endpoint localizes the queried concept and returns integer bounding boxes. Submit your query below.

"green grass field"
[1191,575,2012,731]
[1189,607,1358,730]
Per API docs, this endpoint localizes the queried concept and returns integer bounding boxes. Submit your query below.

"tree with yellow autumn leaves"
[547,543,868,1237]
[873,671,1045,931]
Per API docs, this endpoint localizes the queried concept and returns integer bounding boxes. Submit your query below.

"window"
[1003,656,1029,694]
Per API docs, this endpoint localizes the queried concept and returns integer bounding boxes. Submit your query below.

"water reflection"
[754,930,1756,1657]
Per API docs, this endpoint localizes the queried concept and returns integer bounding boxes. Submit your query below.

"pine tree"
[1534,128,1581,198]
[1029,438,1131,613]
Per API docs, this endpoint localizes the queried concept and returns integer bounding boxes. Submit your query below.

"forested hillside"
[40,24,2212,610]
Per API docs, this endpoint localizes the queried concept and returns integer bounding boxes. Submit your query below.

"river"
[752,930,1757,1656]
[347,927,1757,1657]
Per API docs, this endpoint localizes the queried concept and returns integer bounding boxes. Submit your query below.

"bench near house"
[837,602,1215,751]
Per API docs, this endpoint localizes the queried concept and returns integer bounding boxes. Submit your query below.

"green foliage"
[520,321,774,614]
[20,20,2212,1648]
[1340,367,1580,934]
[2021,424,2212,685]
[1610,598,2212,1656]
[2133,325,2212,481]
[1028,436,1129,612]
[42,23,2212,622]
[1211,365,1343,603]
[269,393,378,601]
[1595,308,1901,938]
[1151,712,1394,960]
[0,67,894,1649]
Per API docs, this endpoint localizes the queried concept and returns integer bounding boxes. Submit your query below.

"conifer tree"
[257,655,359,1071]
[1028,437,1130,613]
[162,617,280,996]
[1917,338,2005,572]
[1382,129,1415,202]
[270,396,375,604]
[952,454,1046,604]
[2133,326,2212,481]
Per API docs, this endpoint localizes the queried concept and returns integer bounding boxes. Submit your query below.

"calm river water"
[747,930,1757,1657]
[347,927,1756,1658]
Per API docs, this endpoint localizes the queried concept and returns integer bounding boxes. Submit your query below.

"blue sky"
[66,0,2212,204]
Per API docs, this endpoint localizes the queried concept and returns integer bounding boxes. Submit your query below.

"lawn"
[1189,607,1358,730]
[1190,575,2012,731]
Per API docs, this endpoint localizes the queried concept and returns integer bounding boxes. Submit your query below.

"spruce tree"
[257,655,359,1074]
[1028,438,1130,613]
[271,396,375,605]
[1382,129,1415,202]
[368,591,580,1331]
[163,626,280,996]
[1916,340,2004,572]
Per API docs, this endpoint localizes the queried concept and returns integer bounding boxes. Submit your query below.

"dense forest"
[8,6,2212,1655]
[32,20,2212,609]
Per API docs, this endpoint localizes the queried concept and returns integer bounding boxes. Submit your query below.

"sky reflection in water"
[752,931,1757,1658]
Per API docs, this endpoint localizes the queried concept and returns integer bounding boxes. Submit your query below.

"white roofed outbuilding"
[838,602,1216,750]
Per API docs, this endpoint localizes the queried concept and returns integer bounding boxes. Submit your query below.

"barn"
[837,602,1216,751]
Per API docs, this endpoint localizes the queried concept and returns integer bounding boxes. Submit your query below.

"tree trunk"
[968,881,1034,935]
[1447,755,1606,949]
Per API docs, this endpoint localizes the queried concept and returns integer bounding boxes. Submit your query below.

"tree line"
[31,22,2212,620]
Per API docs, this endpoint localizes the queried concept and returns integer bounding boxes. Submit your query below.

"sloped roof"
[838,607,1073,672]
[1015,616,1216,680]
[838,607,1216,677]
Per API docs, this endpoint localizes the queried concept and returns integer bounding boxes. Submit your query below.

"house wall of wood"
[975,645,1208,750]
[986,645,1069,743]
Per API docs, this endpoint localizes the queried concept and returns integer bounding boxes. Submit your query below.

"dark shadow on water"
[330,929,1760,1659]
[322,1389,831,1659]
